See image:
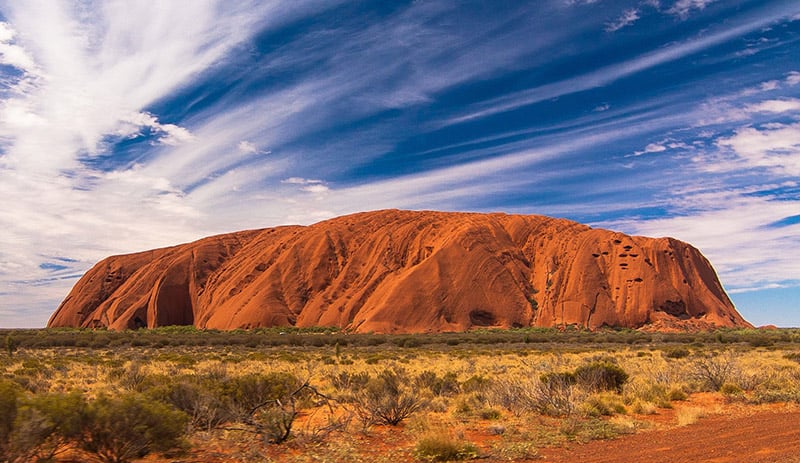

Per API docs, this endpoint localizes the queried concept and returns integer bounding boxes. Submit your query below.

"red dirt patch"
[540,408,800,463]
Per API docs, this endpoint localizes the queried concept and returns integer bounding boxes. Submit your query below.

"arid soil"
[541,408,800,463]
[154,397,800,463]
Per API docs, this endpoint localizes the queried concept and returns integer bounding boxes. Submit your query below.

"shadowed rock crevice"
[47,210,751,333]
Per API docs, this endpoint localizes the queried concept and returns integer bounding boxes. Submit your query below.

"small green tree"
[79,393,188,463]
[10,391,88,462]
[574,362,629,393]
[4,335,17,357]
[225,372,314,444]
[0,380,21,458]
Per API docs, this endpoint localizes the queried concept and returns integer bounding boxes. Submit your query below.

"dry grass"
[1,333,799,462]
[675,407,707,426]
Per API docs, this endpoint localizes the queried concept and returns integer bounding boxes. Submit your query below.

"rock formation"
[48,210,751,332]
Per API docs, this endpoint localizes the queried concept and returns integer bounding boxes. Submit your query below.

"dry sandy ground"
[540,409,800,463]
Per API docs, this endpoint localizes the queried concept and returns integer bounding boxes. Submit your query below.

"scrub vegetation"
[1,327,799,462]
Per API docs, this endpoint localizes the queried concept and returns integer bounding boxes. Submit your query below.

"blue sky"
[1,0,799,328]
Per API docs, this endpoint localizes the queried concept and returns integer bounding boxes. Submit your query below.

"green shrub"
[150,379,229,432]
[80,392,188,463]
[224,372,307,443]
[720,382,743,396]
[664,347,691,359]
[574,362,629,393]
[4,335,17,357]
[10,391,87,462]
[461,375,492,394]
[540,371,576,386]
[352,367,426,426]
[0,380,21,456]
[415,431,478,462]
[415,370,460,396]
[330,371,371,392]
[479,407,503,420]
[581,393,627,417]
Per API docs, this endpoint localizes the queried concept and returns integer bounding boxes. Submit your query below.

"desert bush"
[531,374,580,417]
[330,370,371,392]
[415,370,460,396]
[351,367,426,426]
[580,392,627,417]
[461,374,492,394]
[478,407,503,420]
[624,383,674,409]
[690,352,740,391]
[629,399,658,415]
[663,347,691,359]
[224,372,311,444]
[79,392,188,463]
[150,379,229,432]
[487,377,534,416]
[488,372,579,417]
[0,380,20,459]
[574,362,629,393]
[9,391,87,463]
[115,361,153,392]
[415,431,478,462]
[4,335,17,357]
[783,352,800,363]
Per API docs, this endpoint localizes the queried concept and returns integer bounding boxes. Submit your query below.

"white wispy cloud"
[606,190,800,292]
[1,0,799,328]
[668,0,718,19]
[631,142,668,156]
[0,21,37,72]
[606,9,641,32]
[0,0,331,326]
[441,7,792,127]
[745,98,800,114]
[714,123,800,176]
[237,140,258,154]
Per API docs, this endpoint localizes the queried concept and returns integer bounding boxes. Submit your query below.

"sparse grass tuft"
[415,431,478,462]
[676,407,706,426]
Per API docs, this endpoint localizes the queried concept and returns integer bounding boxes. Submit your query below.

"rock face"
[48,210,751,332]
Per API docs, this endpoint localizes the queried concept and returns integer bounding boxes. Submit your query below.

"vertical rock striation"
[48,210,750,332]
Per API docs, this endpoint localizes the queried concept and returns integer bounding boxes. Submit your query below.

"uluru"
[48,210,751,333]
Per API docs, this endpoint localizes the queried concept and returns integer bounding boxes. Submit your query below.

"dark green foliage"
[224,372,311,444]
[540,371,577,386]
[225,372,300,417]
[4,335,16,357]
[784,352,800,363]
[574,362,629,393]
[149,379,229,432]
[330,370,371,392]
[664,347,691,359]
[80,392,188,463]
[415,370,460,396]
[2,327,800,351]
[0,380,20,458]
[461,375,492,394]
[352,367,425,426]
[10,391,88,462]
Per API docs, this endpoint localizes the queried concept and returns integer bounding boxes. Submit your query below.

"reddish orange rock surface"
[48,210,751,332]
